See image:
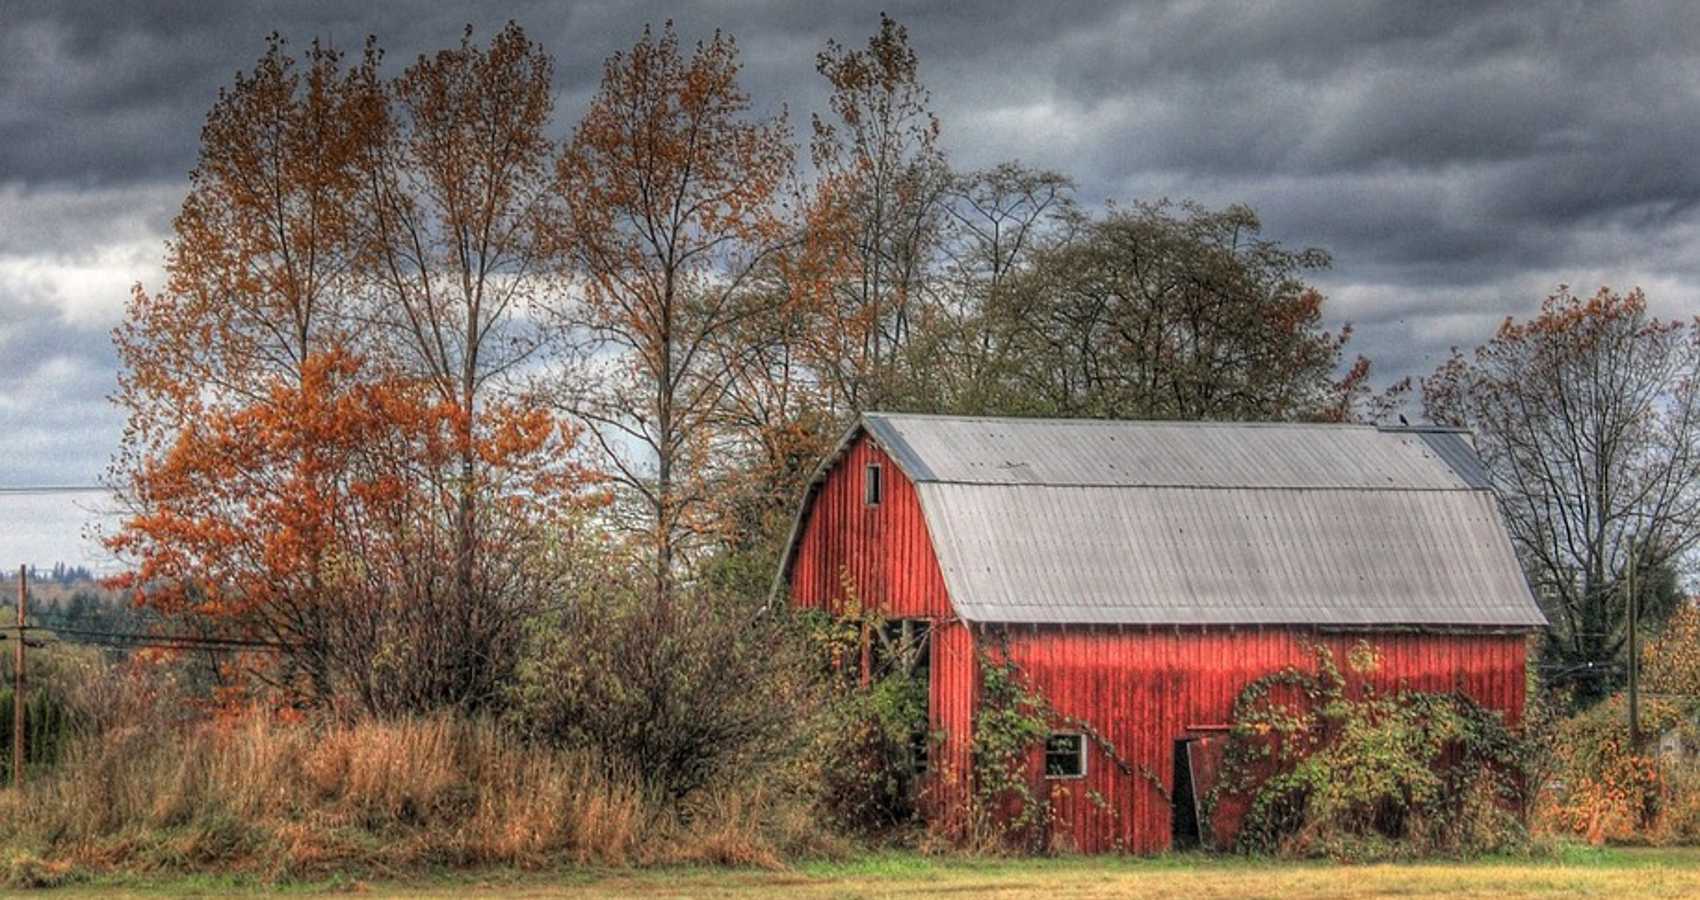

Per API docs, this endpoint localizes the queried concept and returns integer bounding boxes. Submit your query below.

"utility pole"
[12,564,24,789]
[1627,549,1640,752]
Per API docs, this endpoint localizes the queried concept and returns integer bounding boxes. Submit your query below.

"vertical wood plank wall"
[996,627,1529,853]
[784,431,1532,854]
[787,436,952,620]
[785,433,972,825]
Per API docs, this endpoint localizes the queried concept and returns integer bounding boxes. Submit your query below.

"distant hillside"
[2,566,152,642]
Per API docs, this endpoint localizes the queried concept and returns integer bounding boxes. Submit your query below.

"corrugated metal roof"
[855,413,1546,628]
[918,483,1545,626]
[863,413,1481,490]
[1414,430,1494,489]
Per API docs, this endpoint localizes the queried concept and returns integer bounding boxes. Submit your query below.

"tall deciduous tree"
[1424,287,1700,701]
[922,162,1078,412]
[805,12,950,411]
[554,24,795,598]
[110,28,587,713]
[110,350,571,711]
[112,35,377,698]
[116,36,370,452]
[359,22,561,613]
[977,200,1389,421]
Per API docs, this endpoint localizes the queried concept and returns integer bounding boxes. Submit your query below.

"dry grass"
[0,714,834,886]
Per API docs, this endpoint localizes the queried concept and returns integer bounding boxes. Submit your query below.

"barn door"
[1174,735,1230,848]
[871,619,931,778]
[1171,739,1201,848]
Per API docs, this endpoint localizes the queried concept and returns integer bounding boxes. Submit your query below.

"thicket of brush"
[1207,643,1534,861]
[1531,692,1700,847]
[0,711,841,888]
[0,568,851,888]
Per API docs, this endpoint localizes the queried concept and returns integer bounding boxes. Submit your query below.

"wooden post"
[1628,549,1640,752]
[859,619,872,689]
[12,564,24,789]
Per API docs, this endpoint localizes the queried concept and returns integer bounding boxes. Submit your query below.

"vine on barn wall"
[1204,640,1532,860]
[961,633,1166,853]
[965,649,1054,850]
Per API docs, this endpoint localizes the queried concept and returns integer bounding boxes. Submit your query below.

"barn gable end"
[783,432,953,620]
[780,429,976,817]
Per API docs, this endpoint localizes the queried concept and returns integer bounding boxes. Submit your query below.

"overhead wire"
[3,614,294,653]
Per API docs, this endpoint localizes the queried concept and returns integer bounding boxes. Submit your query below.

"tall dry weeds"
[0,713,830,883]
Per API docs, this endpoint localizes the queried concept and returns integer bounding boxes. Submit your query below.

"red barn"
[776,413,1546,853]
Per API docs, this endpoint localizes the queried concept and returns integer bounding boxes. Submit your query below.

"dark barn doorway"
[1172,738,1201,848]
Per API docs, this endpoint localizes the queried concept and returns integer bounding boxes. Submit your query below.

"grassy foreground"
[9,847,1700,898]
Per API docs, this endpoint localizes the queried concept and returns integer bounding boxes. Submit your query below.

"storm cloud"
[3,0,1699,494]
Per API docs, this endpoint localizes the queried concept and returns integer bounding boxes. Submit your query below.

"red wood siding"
[783,431,1531,854]
[786,433,969,828]
[926,619,977,829]
[787,435,952,620]
[986,626,1529,853]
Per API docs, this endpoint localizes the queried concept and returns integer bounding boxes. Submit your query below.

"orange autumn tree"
[1644,602,1700,697]
[114,36,371,461]
[358,22,564,616]
[111,351,578,710]
[111,29,590,713]
[111,35,372,701]
[661,15,948,568]
[552,23,795,599]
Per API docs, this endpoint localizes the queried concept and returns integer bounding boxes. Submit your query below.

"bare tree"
[924,162,1078,412]
[1423,286,1700,701]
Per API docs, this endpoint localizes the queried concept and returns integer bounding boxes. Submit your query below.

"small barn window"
[864,463,882,506]
[1044,733,1086,779]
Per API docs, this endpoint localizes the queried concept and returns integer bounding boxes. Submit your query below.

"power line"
[31,625,291,650]
[0,486,110,496]
[4,621,294,653]
[5,632,286,653]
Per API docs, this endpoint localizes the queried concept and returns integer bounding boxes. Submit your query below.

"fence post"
[13,564,24,789]
[1627,550,1640,752]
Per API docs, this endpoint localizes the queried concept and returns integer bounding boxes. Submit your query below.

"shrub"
[1644,604,1700,697]
[798,602,934,840]
[1211,642,1531,860]
[0,689,75,783]
[0,640,107,782]
[507,557,823,804]
[1533,692,1696,845]
[812,671,929,836]
[1651,763,1700,846]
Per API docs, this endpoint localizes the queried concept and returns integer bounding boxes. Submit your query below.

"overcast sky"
[3,0,1699,501]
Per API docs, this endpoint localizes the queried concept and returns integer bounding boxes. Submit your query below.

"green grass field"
[11,847,1700,898]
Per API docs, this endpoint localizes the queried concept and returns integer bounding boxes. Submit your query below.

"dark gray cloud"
[1,0,1698,501]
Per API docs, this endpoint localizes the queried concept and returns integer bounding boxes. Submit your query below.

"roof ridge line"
[863,411,1386,430]
[911,479,1488,492]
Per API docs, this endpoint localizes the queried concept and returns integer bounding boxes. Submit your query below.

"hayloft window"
[1045,733,1086,779]
[864,463,882,506]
